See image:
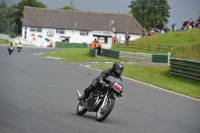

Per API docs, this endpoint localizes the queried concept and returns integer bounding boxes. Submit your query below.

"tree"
[0,1,17,35]
[0,1,16,23]
[14,0,47,35]
[128,0,171,30]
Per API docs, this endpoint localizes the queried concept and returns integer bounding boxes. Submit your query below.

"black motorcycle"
[76,76,123,122]
[8,46,14,55]
[17,44,22,52]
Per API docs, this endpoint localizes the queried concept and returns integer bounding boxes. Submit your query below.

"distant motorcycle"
[76,76,123,122]
[8,46,14,55]
[17,44,22,52]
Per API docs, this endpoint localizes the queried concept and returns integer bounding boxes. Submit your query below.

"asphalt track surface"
[0,45,200,133]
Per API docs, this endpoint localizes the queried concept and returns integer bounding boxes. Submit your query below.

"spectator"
[161,29,165,33]
[125,31,130,46]
[32,36,36,41]
[150,29,155,36]
[113,36,117,44]
[171,21,176,31]
[48,40,53,47]
[96,38,102,55]
[163,24,167,33]
[189,18,194,28]
[141,27,146,37]
[90,39,96,49]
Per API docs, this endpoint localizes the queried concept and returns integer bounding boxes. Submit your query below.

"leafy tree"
[0,1,16,23]
[0,1,17,35]
[0,1,7,22]
[128,0,171,30]
[14,0,47,35]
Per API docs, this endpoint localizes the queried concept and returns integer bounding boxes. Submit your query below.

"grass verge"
[0,39,8,44]
[41,48,130,62]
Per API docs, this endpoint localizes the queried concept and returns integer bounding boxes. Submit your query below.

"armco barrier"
[102,49,120,58]
[89,48,169,63]
[55,42,88,48]
[119,52,152,62]
[169,58,200,82]
[152,54,168,63]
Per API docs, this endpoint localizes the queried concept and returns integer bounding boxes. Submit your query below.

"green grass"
[112,28,200,61]
[0,39,8,44]
[134,28,200,46]
[92,65,200,99]
[41,48,130,62]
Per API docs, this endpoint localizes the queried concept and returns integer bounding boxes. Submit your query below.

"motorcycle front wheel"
[96,98,115,122]
[9,50,12,55]
[77,102,87,115]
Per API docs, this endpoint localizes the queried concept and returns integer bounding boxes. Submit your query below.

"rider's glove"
[100,81,106,87]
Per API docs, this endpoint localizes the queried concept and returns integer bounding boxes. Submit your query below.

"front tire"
[96,98,115,122]
[77,102,87,115]
[9,50,12,55]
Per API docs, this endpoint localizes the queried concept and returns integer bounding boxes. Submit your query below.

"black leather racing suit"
[90,68,122,89]
[79,68,122,101]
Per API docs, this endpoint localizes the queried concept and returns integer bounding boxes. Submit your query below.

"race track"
[0,45,200,133]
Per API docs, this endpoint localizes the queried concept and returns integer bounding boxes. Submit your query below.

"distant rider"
[78,62,124,101]
[7,41,15,50]
[18,41,23,49]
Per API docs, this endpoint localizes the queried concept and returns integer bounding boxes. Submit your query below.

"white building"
[22,6,143,48]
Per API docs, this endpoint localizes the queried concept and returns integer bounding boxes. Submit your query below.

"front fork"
[101,91,109,110]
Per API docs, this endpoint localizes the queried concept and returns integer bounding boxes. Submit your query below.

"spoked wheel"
[96,98,115,122]
[77,102,87,115]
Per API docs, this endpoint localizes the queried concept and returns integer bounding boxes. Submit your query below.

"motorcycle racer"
[78,62,124,101]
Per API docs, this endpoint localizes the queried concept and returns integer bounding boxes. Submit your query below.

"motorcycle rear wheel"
[96,98,115,122]
[77,102,87,115]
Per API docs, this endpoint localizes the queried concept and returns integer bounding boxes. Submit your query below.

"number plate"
[113,83,122,93]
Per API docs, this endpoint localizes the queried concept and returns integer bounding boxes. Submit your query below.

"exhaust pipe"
[76,90,82,98]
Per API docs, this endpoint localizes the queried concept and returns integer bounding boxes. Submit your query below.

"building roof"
[23,6,143,34]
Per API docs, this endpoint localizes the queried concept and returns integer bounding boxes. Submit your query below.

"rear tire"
[96,98,115,122]
[77,102,87,115]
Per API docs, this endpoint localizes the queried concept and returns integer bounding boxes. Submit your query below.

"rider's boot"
[78,85,94,101]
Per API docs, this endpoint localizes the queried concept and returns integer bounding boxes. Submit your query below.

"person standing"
[113,36,117,44]
[48,40,53,47]
[125,31,130,46]
[96,39,102,55]
[171,21,176,31]
[89,39,96,49]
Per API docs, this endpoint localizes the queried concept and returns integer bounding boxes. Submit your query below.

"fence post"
[168,52,171,66]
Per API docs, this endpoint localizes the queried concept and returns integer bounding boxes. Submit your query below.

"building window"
[30,27,36,32]
[80,31,89,36]
[56,29,65,34]
[37,28,42,32]
[30,27,42,32]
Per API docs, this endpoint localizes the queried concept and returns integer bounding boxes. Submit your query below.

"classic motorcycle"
[17,44,22,52]
[8,46,14,55]
[76,76,123,122]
